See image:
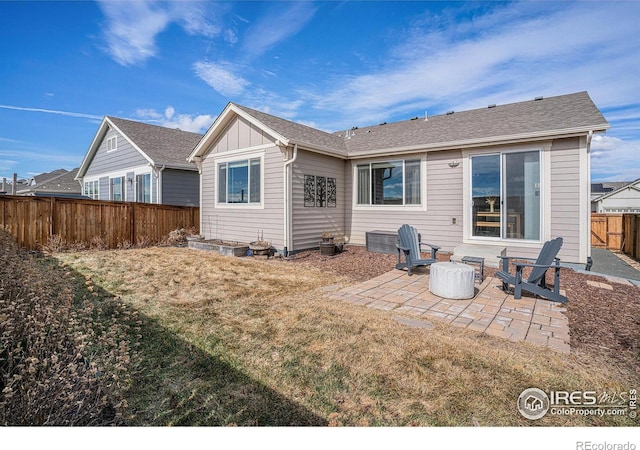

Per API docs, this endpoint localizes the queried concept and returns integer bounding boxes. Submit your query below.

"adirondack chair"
[396,224,440,276]
[495,237,568,303]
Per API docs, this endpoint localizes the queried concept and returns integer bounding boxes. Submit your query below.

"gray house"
[76,116,202,206]
[592,178,640,213]
[188,91,609,265]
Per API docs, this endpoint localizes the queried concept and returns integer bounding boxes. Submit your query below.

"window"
[106,136,117,152]
[304,175,337,208]
[110,176,124,201]
[83,180,99,200]
[356,159,421,205]
[217,158,261,204]
[471,151,540,240]
[136,173,151,203]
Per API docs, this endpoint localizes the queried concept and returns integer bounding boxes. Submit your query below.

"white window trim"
[462,143,551,245]
[83,179,99,200]
[352,156,427,211]
[106,135,118,152]
[135,172,153,203]
[84,166,155,203]
[214,150,265,209]
[109,175,126,202]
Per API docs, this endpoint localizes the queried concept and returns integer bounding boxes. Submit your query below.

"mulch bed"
[285,245,640,376]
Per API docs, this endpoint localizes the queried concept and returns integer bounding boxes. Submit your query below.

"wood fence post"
[130,203,135,244]
[49,197,56,237]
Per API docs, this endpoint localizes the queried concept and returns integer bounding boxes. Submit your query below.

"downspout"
[585,130,593,269]
[282,143,298,257]
[150,164,166,204]
[192,156,204,237]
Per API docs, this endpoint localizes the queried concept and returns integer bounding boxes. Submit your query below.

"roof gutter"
[282,143,298,256]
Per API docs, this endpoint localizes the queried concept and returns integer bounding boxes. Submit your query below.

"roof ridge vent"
[379,122,387,126]
[488,104,496,108]
[446,111,454,115]
[534,96,544,101]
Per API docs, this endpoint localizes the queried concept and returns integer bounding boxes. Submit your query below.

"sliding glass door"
[471,151,540,240]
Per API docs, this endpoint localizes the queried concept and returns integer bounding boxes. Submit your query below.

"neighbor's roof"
[18,168,82,196]
[592,178,640,202]
[30,168,69,186]
[77,117,203,178]
[191,91,609,161]
[591,181,632,195]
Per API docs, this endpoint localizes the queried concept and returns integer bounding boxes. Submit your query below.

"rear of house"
[190,92,609,265]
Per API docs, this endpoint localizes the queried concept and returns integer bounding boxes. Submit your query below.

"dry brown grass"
[55,247,636,426]
[0,231,136,425]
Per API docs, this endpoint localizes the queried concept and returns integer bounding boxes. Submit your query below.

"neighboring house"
[188,91,609,265]
[16,168,83,198]
[590,181,634,212]
[592,178,640,213]
[76,116,202,206]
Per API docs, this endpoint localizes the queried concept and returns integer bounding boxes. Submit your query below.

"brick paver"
[329,269,571,353]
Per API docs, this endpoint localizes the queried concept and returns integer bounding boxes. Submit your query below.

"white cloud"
[308,2,640,127]
[0,104,102,120]
[133,107,213,133]
[241,2,316,58]
[193,61,249,97]
[97,0,225,66]
[590,135,640,182]
[97,1,171,66]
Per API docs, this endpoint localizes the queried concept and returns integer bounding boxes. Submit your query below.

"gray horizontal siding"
[85,127,148,176]
[200,144,284,249]
[346,150,463,253]
[291,150,345,250]
[161,169,200,206]
[550,139,581,261]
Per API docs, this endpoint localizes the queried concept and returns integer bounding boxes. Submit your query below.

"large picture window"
[356,159,421,205]
[217,158,261,204]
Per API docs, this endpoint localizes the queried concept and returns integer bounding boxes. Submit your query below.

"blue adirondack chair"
[396,224,440,276]
[496,237,568,303]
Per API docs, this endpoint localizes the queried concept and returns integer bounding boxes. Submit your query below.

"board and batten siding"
[199,115,285,249]
[291,150,346,250]
[345,150,463,252]
[162,169,199,207]
[549,137,583,262]
[85,127,149,177]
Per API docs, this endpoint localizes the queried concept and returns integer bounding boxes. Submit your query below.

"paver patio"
[329,268,570,353]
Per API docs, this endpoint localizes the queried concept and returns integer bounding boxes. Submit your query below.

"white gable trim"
[188,103,289,162]
[76,116,156,179]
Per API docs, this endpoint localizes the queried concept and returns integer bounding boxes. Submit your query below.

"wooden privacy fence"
[0,195,199,250]
[591,213,623,251]
[623,214,640,260]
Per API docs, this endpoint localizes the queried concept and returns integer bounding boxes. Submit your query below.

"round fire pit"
[249,241,271,256]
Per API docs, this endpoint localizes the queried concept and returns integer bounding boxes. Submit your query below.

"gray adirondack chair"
[496,237,567,303]
[396,224,440,276]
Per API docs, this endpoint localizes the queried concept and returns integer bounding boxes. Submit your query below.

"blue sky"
[1,1,639,182]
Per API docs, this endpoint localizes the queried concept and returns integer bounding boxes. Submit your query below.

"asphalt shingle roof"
[234,104,348,156]
[107,117,203,169]
[229,92,609,158]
